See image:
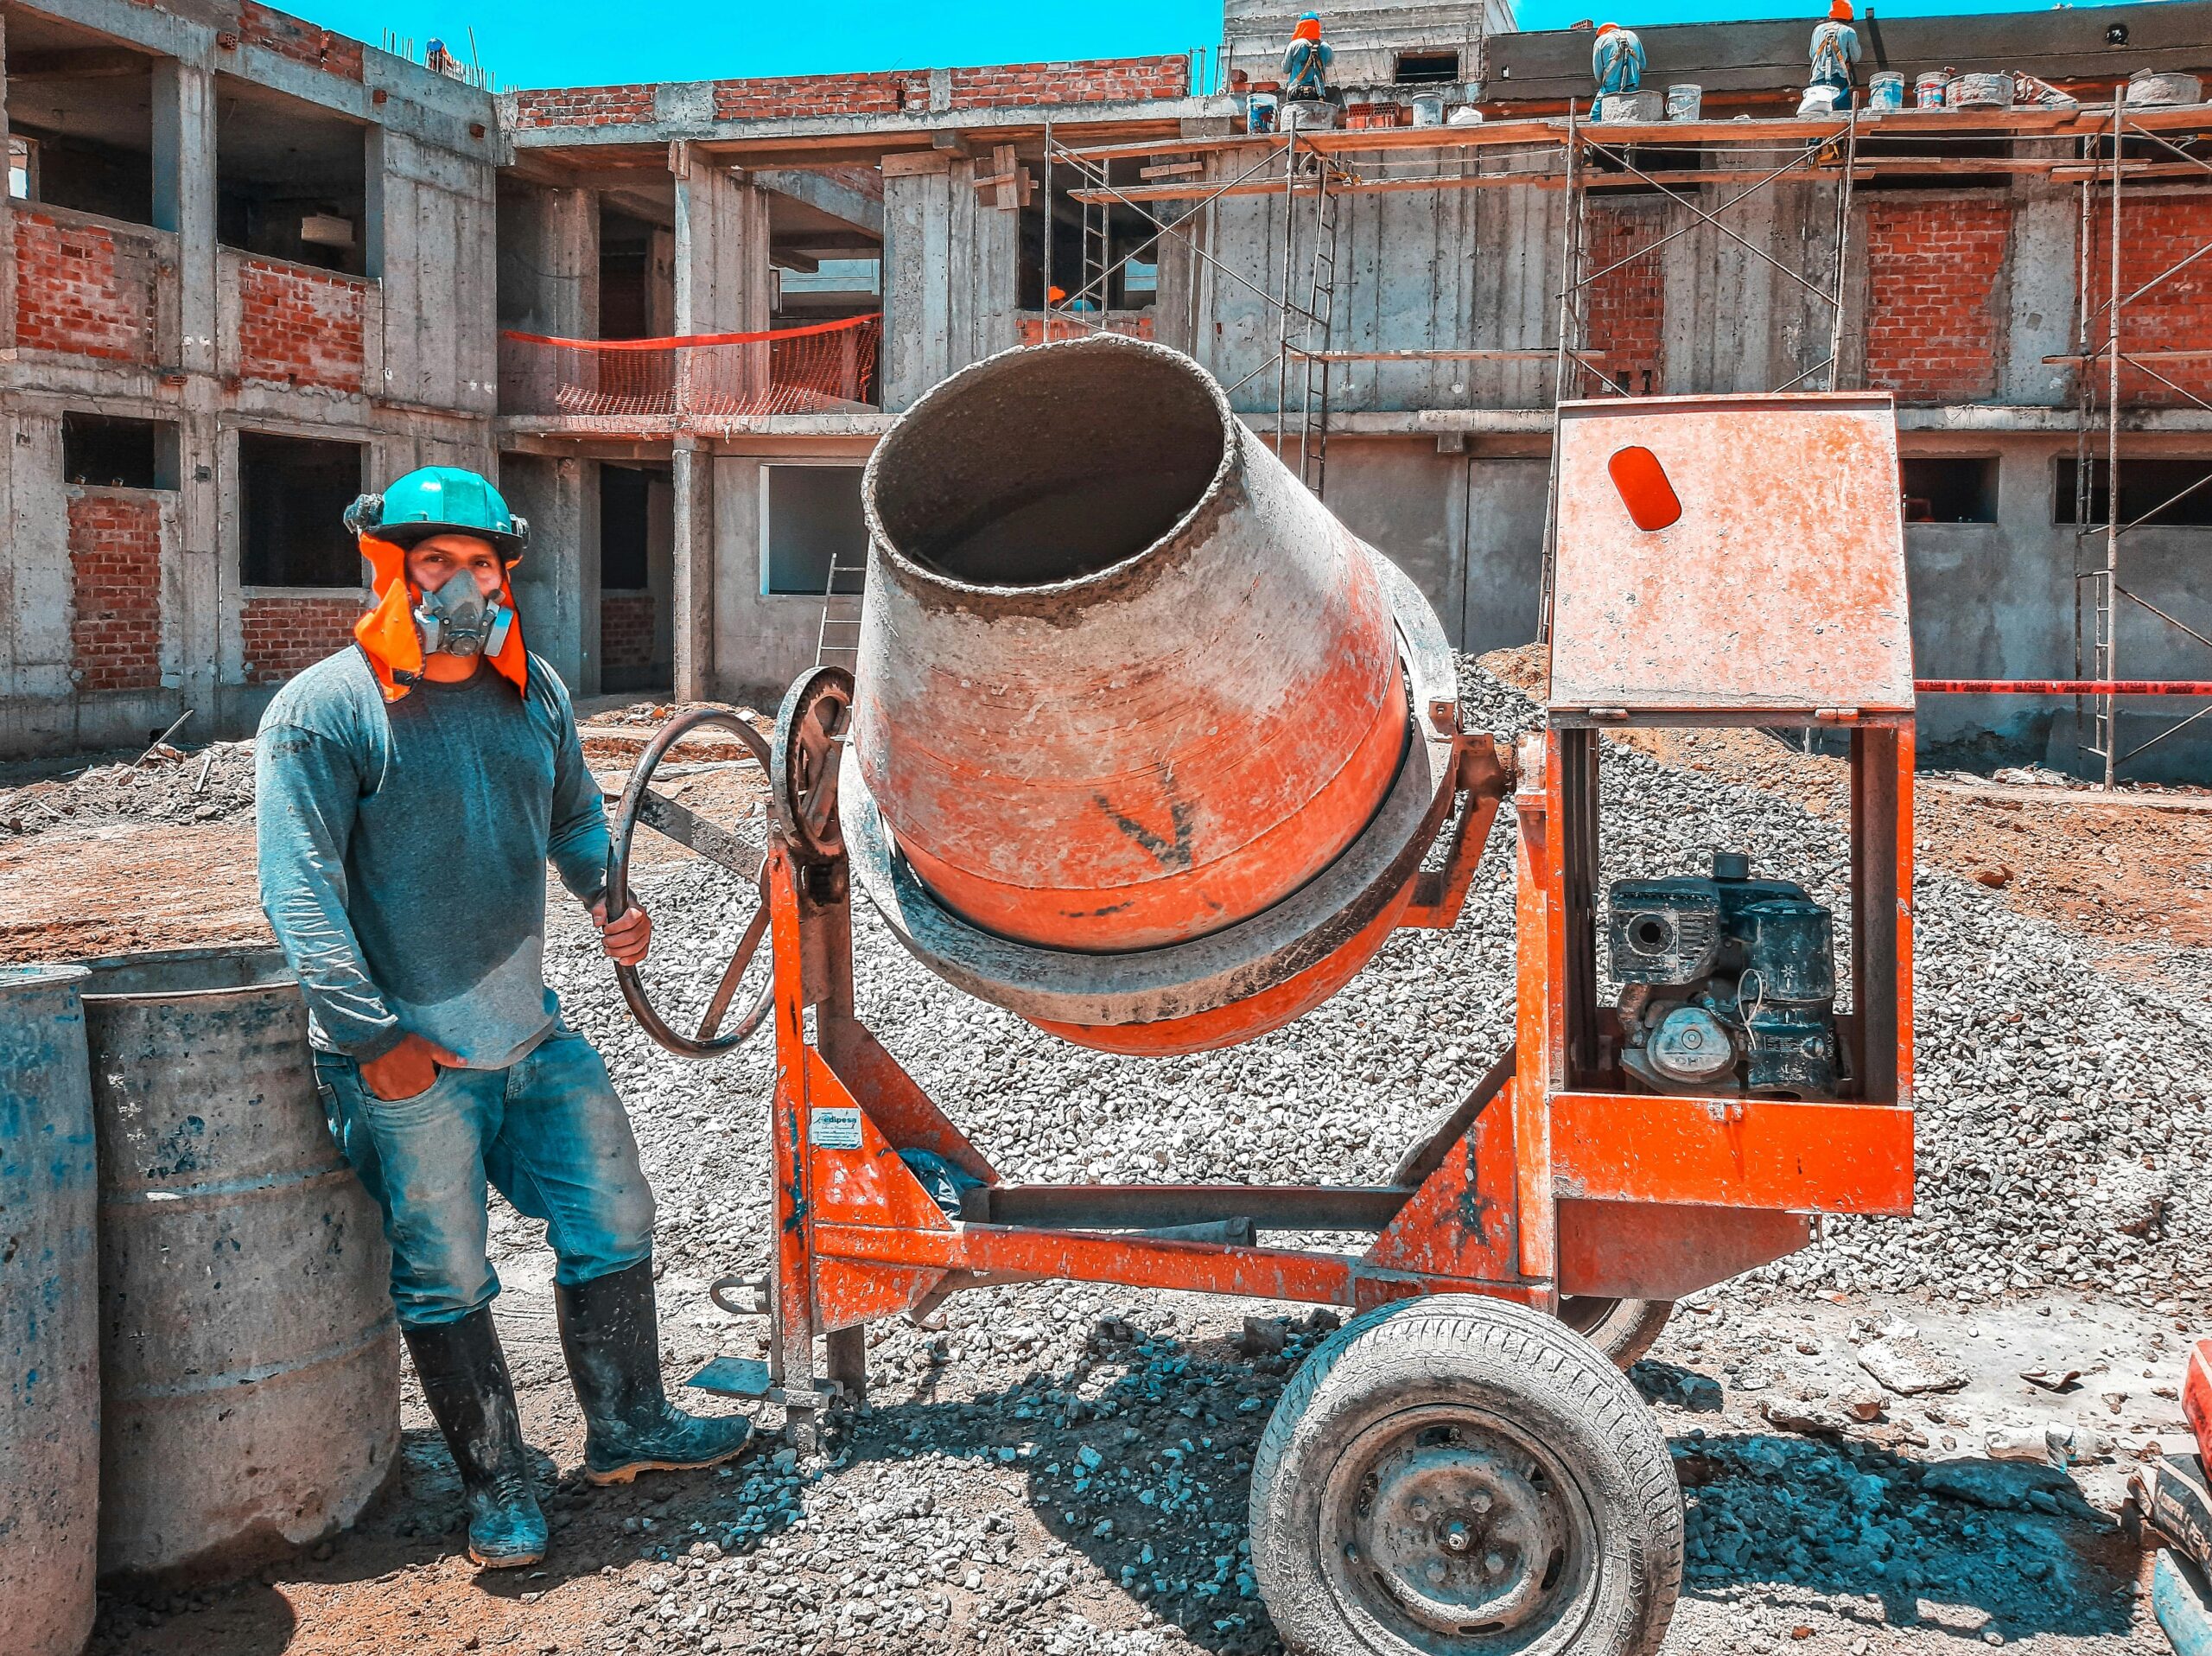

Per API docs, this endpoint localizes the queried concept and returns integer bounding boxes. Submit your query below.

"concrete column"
[882,151,952,411]
[151,61,218,378]
[501,453,601,697]
[1,9,16,355]
[499,183,598,337]
[671,437,715,701]
[2001,186,2078,408]
[672,144,770,335]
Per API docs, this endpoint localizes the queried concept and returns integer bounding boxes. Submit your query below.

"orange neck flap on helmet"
[353,532,530,704]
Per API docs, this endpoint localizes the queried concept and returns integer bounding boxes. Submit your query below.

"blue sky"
[298,0,2153,92]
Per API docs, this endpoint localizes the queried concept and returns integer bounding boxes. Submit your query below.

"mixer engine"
[1608,851,1841,1099]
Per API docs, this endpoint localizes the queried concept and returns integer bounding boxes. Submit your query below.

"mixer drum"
[849,335,1464,1054]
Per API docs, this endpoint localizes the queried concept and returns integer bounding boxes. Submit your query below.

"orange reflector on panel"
[1608,445,1681,531]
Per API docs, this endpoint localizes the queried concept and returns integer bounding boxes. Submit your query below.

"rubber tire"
[1558,1298,1674,1371]
[1249,1295,1682,1656]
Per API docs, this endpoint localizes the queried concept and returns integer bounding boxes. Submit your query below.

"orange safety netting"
[499,314,880,418]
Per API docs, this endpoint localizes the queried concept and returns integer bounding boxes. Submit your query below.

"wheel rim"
[1556,1297,1619,1339]
[1319,1404,1598,1652]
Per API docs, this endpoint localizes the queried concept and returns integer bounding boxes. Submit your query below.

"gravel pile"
[0,741,257,837]
[484,654,2207,1653]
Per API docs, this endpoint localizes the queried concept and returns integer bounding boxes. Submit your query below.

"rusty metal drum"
[850,335,1463,1054]
[1,965,100,1656]
[80,948,399,1583]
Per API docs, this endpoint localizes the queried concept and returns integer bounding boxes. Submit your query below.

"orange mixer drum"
[847,335,1462,1054]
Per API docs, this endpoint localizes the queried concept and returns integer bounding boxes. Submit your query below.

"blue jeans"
[315,1022,655,1329]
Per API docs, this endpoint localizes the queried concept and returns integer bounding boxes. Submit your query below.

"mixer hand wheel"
[606,672,854,1060]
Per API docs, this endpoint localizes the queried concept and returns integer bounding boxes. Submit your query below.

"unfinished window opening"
[238,433,365,588]
[2056,457,2212,529]
[763,465,868,597]
[602,466,653,591]
[1019,160,1160,313]
[1394,51,1461,84]
[64,412,179,490]
[776,257,883,322]
[769,172,884,323]
[1901,457,1998,524]
[215,75,369,274]
[3,18,156,222]
[600,207,673,341]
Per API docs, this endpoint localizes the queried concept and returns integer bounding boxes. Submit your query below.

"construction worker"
[1281,12,1334,105]
[1808,0,1863,109]
[1592,21,1646,101]
[255,466,752,1571]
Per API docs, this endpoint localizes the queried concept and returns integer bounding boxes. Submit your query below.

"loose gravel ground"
[85,657,2212,1656]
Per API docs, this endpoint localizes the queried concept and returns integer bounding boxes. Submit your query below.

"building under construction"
[4,0,2212,779]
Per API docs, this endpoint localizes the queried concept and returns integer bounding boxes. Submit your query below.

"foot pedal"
[686,1356,772,1398]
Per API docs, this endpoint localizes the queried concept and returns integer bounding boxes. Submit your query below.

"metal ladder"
[1295,160,1340,497]
[814,543,867,669]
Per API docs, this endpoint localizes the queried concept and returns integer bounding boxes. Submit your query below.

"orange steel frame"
[756,717,1916,1437]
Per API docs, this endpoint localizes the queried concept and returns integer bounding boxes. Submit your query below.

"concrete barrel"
[80,948,398,1583]
[849,336,1464,1054]
[0,965,100,1656]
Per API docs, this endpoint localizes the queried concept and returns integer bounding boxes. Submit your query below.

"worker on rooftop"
[1808,0,1864,109]
[256,467,754,1573]
[1281,12,1335,104]
[1592,21,1647,102]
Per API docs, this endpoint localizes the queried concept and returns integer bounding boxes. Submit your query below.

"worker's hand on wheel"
[361,1032,461,1102]
[592,895,653,966]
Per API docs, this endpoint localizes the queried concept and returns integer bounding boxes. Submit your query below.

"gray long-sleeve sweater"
[254,647,610,1067]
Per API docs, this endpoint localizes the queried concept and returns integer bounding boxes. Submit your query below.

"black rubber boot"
[402,1312,549,1568]
[556,1258,754,1484]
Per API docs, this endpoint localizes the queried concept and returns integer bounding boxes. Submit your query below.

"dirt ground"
[22,672,2210,1656]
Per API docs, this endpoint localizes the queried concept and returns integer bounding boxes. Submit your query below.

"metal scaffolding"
[1045,103,2212,780]
[2069,100,2212,785]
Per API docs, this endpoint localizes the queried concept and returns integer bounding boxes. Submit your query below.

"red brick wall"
[1583,205,1666,396]
[508,85,658,129]
[68,492,164,694]
[241,597,363,685]
[2085,190,2212,408]
[512,54,1186,130]
[1865,198,2009,404]
[601,592,657,672]
[715,73,930,122]
[947,56,1188,107]
[237,0,365,80]
[1017,311,1156,346]
[13,211,158,362]
[238,258,368,392]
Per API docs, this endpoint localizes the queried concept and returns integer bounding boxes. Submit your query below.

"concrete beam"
[508,95,1232,152]
[673,143,772,335]
[501,452,601,696]
[751,169,886,237]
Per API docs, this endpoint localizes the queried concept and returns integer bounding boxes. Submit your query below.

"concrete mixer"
[607,338,1919,1656]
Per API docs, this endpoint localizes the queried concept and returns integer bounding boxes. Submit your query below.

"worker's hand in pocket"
[592,895,653,966]
[361,1033,461,1102]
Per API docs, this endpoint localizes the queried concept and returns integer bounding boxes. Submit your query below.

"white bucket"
[1868,71,1905,111]
[1665,83,1703,121]
[1598,89,1665,124]
[1914,71,1948,108]
[1411,92,1446,126]
[1949,71,2012,110]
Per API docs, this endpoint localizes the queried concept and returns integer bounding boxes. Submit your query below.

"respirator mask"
[414,570,514,659]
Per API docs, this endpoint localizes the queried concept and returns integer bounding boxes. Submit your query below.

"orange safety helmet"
[1828,0,1853,18]
[1597,20,1620,33]
[1293,13,1322,41]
